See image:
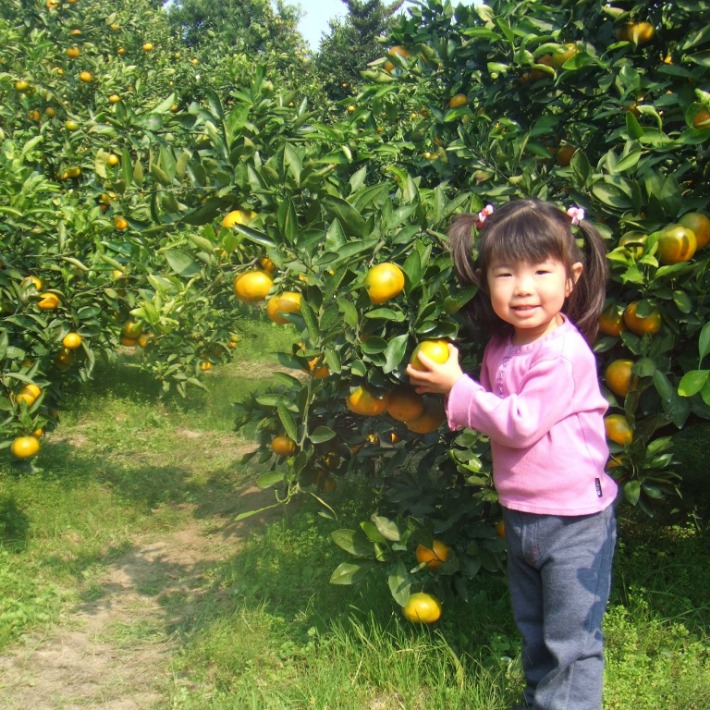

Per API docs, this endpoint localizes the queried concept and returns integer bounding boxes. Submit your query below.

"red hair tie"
[476,204,494,228]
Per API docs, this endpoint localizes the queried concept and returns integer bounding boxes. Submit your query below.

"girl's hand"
[406,343,464,395]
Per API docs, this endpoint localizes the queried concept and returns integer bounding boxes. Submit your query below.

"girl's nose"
[513,275,534,295]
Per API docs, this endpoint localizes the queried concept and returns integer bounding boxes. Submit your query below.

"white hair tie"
[477,204,494,226]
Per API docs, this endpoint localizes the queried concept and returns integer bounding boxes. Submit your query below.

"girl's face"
[486,257,582,345]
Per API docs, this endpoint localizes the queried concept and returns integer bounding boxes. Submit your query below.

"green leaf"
[256,471,285,489]
[388,560,412,606]
[371,515,401,542]
[360,521,387,544]
[699,322,710,363]
[329,561,371,585]
[310,426,336,443]
[164,249,201,277]
[300,299,319,344]
[283,143,302,185]
[277,404,298,441]
[277,198,298,244]
[321,195,366,237]
[653,370,690,427]
[678,370,709,397]
[624,480,641,506]
[383,334,410,374]
[364,308,406,322]
[331,529,373,557]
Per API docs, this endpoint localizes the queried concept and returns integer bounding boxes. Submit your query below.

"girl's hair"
[448,198,608,343]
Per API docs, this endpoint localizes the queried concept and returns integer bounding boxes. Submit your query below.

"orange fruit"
[122,321,142,339]
[108,94,121,104]
[365,262,405,304]
[415,539,451,569]
[266,292,302,324]
[692,107,710,129]
[222,209,256,227]
[409,340,450,371]
[55,348,74,368]
[107,153,120,167]
[66,46,80,58]
[679,213,710,250]
[346,386,390,416]
[199,361,212,371]
[114,216,129,230]
[656,224,696,264]
[11,436,40,459]
[402,592,442,624]
[22,275,43,290]
[551,42,578,69]
[623,301,661,336]
[384,45,410,71]
[495,519,506,538]
[449,93,467,109]
[233,270,273,302]
[604,414,633,446]
[20,384,41,400]
[62,332,82,349]
[142,42,154,52]
[406,400,446,434]
[605,359,635,398]
[38,293,60,310]
[79,71,92,82]
[271,435,296,456]
[555,145,577,167]
[598,305,625,337]
[615,22,655,44]
[307,357,330,379]
[259,256,276,272]
[120,336,137,347]
[15,391,36,407]
[386,387,425,422]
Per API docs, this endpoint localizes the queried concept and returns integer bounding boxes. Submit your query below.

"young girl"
[407,199,618,710]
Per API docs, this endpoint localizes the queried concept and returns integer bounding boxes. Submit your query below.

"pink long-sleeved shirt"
[446,318,618,515]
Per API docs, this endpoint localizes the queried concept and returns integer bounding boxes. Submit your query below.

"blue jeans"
[503,505,617,710]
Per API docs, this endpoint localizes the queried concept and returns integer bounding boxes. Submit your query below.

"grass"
[1,317,709,708]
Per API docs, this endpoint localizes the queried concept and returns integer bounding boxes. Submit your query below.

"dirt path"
[0,488,271,709]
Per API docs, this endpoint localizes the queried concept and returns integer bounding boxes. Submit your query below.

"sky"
[297,0,414,51]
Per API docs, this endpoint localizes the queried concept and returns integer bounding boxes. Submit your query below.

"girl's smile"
[487,258,582,345]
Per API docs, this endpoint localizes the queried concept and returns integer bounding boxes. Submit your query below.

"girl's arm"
[409,349,576,447]
[446,357,576,447]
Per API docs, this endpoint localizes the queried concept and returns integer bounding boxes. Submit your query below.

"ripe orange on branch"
[415,539,451,569]
[365,262,405,304]
[266,292,301,324]
[402,592,442,624]
[222,209,256,227]
[679,213,710,250]
[604,414,633,446]
[623,301,661,336]
[386,387,425,422]
[11,436,40,459]
[271,435,296,456]
[346,386,390,416]
[62,332,82,349]
[38,293,60,310]
[599,305,625,337]
[656,224,696,264]
[405,400,446,434]
[605,359,635,398]
[409,340,450,371]
[233,270,273,302]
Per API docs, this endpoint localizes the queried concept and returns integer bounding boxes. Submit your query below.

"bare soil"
[0,484,274,709]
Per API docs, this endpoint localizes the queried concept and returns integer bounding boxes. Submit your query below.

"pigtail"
[447,213,480,286]
[565,219,608,343]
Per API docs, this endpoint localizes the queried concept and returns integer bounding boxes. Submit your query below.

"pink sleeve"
[446,357,576,448]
